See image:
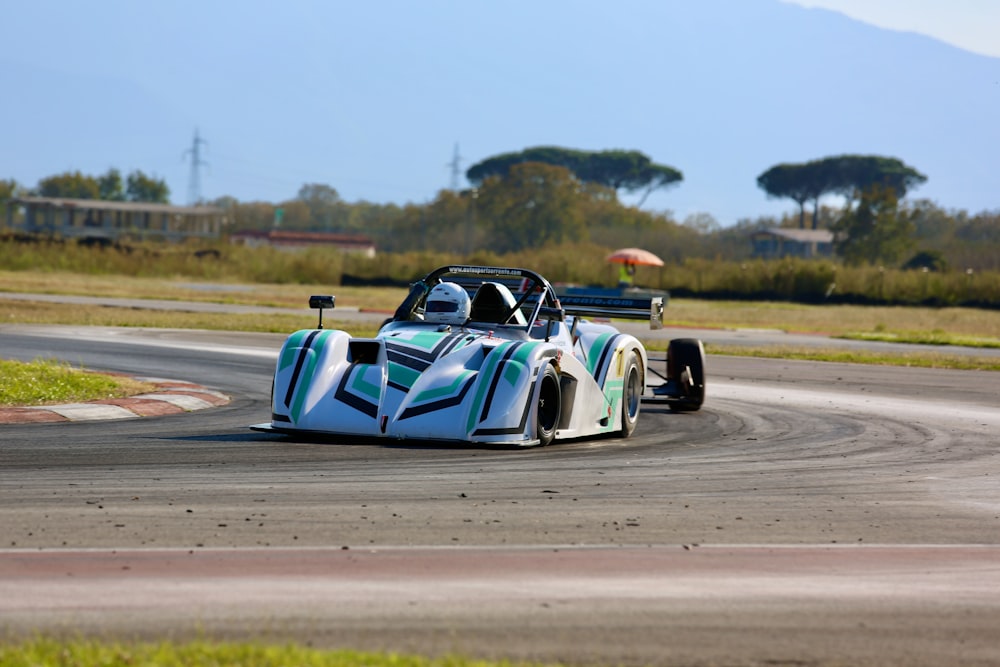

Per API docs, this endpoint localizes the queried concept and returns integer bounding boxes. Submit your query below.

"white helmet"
[424,282,470,325]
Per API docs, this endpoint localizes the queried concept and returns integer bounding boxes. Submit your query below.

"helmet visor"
[426,301,460,313]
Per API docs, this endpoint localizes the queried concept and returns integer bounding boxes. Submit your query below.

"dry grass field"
[4,270,998,338]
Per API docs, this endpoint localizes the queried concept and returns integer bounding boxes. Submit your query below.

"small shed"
[229,229,376,258]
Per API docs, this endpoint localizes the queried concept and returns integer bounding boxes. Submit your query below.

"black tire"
[535,364,561,446]
[620,350,642,437]
[667,338,706,412]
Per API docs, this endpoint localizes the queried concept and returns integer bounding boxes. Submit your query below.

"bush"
[1,236,997,308]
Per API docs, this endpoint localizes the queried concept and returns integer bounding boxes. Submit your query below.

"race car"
[252,265,705,446]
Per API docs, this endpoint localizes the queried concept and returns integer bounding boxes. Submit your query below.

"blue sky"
[2,1,997,225]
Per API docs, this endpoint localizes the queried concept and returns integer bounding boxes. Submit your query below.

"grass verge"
[4,271,1000,338]
[698,344,1000,372]
[0,638,536,667]
[0,270,407,311]
[839,330,1000,348]
[0,358,156,406]
[0,298,381,336]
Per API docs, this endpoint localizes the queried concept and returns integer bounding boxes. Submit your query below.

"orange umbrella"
[605,248,664,266]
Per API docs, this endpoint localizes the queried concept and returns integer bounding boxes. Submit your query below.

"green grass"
[0,638,543,667]
[839,330,1000,348]
[0,269,408,312]
[0,358,155,406]
[698,344,1000,372]
[4,270,1000,339]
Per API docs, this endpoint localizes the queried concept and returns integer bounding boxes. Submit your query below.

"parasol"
[605,247,664,267]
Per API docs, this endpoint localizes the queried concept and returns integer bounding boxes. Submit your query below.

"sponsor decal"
[448,265,526,278]
[560,296,652,309]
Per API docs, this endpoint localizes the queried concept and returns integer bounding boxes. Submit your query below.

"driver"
[423,282,470,325]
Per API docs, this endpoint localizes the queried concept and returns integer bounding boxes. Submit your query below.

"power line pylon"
[448,142,463,191]
[183,129,209,205]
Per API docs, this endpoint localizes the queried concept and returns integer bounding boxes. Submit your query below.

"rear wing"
[558,295,664,330]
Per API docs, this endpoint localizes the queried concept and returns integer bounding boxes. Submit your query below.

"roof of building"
[231,229,374,247]
[9,196,224,215]
[752,227,834,243]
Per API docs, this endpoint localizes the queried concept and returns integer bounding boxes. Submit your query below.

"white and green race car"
[253,265,704,446]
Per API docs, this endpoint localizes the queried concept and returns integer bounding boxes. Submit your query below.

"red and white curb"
[0,378,230,424]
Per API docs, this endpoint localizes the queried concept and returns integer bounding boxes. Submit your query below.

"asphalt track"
[2,322,1000,666]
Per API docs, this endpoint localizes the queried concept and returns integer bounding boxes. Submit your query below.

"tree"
[826,155,927,202]
[756,163,822,229]
[297,183,343,229]
[98,168,125,201]
[901,250,948,272]
[208,195,239,210]
[0,178,21,202]
[33,169,170,203]
[475,162,590,252]
[125,170,170,203]
[37,171,101,199]
[467,146,682,205]
[682,212,721,235]
[832,185,914,266]
[389,190,471,253]
[633,164,685,207]
[758,155,926,230]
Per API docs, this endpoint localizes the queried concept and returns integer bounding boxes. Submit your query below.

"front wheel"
[620,350,642,437]
[535,364,561,446]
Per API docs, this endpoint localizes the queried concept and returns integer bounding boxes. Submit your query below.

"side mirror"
[309,295,336,329]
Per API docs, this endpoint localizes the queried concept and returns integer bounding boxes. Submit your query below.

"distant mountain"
[1,0,997,224]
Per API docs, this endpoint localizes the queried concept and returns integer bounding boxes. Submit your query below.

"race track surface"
[2,324,999,666]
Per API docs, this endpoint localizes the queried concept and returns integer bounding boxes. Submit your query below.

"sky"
[783,0,1000,57]
[1,0,997,225]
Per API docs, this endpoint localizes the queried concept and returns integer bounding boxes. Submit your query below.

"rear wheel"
[536,364,561,446]
[620,350,642,437]
[667,338,706,412]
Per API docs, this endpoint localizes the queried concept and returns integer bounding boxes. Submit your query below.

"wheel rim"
[624,364,640,421]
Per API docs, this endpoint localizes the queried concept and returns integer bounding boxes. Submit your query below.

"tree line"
[4,147,997,272]
[466,147,683,207]
[756,155,927,230]
[2,169,170,204]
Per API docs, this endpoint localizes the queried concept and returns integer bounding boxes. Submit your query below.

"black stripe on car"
[385,332,469,370]
[333,366,379,418]
[398,375,477,421]
[479,342,523,423]
[472,391,532,438]
[283,329,322,409]
[592,333,623,384]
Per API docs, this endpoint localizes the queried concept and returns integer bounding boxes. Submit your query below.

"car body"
[252,265,704,446]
